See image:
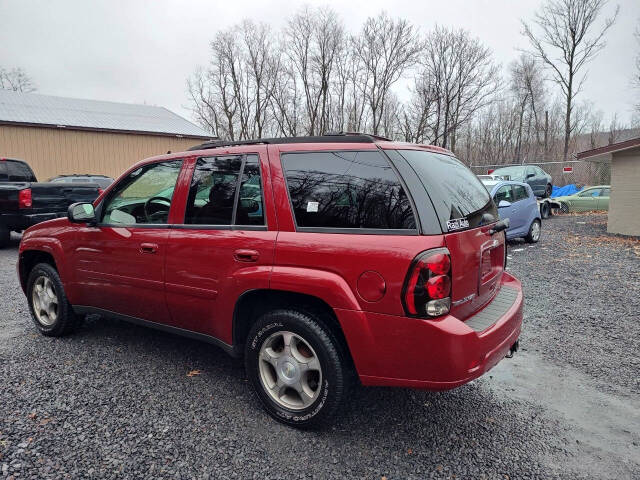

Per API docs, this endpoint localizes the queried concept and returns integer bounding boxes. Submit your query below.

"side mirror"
[68,202,96,225]
[498,200,512,208]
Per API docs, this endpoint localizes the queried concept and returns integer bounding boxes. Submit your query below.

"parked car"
[0,158,102,248]
[49,174,114,190]
[17,134,523,428]
[490,165,552,198]
[481,179,542,243]
[554,185,610,213]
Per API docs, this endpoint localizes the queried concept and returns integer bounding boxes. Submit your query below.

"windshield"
[398,150,496,231]
[491,166,526,181]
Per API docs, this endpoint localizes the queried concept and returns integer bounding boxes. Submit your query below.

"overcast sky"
[1,0,638,127]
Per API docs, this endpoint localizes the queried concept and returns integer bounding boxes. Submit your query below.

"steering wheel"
[144,196,171,223]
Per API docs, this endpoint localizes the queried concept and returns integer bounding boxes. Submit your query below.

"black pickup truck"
[0,158,101,247]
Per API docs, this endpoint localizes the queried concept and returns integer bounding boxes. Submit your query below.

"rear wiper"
[490,218,510,235]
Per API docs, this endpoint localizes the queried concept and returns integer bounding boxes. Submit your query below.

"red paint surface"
[18,141,523,389]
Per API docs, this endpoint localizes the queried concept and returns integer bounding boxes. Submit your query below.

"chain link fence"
[469,160,610,188]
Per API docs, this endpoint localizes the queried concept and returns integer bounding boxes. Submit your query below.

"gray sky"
[1,0,638,126]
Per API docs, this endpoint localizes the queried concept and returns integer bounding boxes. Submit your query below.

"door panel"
[165,229,276,341]
[69,159,184,323]
[163,151,276,344]
[72,227,170,322]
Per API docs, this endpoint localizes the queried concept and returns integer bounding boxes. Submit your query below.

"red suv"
[18,134,522,427]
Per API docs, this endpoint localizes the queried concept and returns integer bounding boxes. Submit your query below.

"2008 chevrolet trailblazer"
[17,133,522,427]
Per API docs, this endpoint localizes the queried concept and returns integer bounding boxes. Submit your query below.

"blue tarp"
[551,184,582,198]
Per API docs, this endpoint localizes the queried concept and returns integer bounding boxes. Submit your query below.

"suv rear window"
[281,150,416,232]
[397,150,496,231]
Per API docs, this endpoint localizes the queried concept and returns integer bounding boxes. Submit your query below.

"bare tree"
[285,6,345,135]
[522,0,619,161]
[0,66,36,92]
[421,26,499,151]
[352,13,422,135]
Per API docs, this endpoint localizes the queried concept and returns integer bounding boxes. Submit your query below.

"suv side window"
[101,160,182,225]
[512,185,529,202]
[185,154,265,226]
[494,185,513,203]
[281,150,416,231]
[0,162,7,181]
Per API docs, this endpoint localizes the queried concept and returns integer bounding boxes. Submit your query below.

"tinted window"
[601,188,610,196]
[185,155,265,226]
[512,185,529,201]
[282,150,416,230]
[0,163,7,181]
[7,161,33,182]
[398,150,496,230]
[495,185,514,203]
[101,160,182,225]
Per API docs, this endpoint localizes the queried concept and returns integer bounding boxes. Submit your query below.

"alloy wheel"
[258,331,323,410]
[31,275,59,326]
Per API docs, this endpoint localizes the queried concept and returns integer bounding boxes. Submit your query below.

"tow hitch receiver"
[506,340,519,358]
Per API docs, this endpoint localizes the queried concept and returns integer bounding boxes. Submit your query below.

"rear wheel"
[27,263,80,336]
[525,219,541,243]
[244,309,350,428]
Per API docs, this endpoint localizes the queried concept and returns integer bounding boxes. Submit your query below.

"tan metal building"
[577,137,640,237]
[0,90,212,180]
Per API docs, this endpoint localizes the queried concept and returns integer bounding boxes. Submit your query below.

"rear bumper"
[338,272,523,390]
[1,212,61,230]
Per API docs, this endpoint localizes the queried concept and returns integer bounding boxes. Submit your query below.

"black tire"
[540,202,550,219]
[0,227,9,248]
[26,263,80,337]
[244,309,350,428]
[544,183,552,198]
[525,219,541,243]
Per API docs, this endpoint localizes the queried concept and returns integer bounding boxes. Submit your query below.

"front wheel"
[244,309,350,428]
[27,263,80,336]
[525,219,541,243]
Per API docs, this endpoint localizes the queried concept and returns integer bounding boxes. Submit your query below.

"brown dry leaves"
[187,370,202,377]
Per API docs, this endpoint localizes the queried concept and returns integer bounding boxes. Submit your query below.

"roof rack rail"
[188,132,392,151]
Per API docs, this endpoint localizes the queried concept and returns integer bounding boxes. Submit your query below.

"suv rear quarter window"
[397,150,496,231]
[281,150,417,232]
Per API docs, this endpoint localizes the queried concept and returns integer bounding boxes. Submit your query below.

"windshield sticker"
[447,218,469,231]
[306,201,319,213]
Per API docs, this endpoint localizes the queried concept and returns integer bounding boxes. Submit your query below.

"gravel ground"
[1,215,639,479]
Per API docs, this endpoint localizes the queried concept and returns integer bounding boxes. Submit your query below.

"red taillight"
[403,249,452,318]
[426,275,451,299]
[19,188,32,208]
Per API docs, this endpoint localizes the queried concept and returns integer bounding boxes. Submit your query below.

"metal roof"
[0,90,212,139]
[577,136,640,163]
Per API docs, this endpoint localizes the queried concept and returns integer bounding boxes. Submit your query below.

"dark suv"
[18,134,523,427]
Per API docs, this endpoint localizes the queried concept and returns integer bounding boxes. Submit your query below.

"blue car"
[481,179,542,243]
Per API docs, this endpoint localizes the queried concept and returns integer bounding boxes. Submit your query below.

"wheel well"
[233,289,356,371]
[19,250,57,290]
